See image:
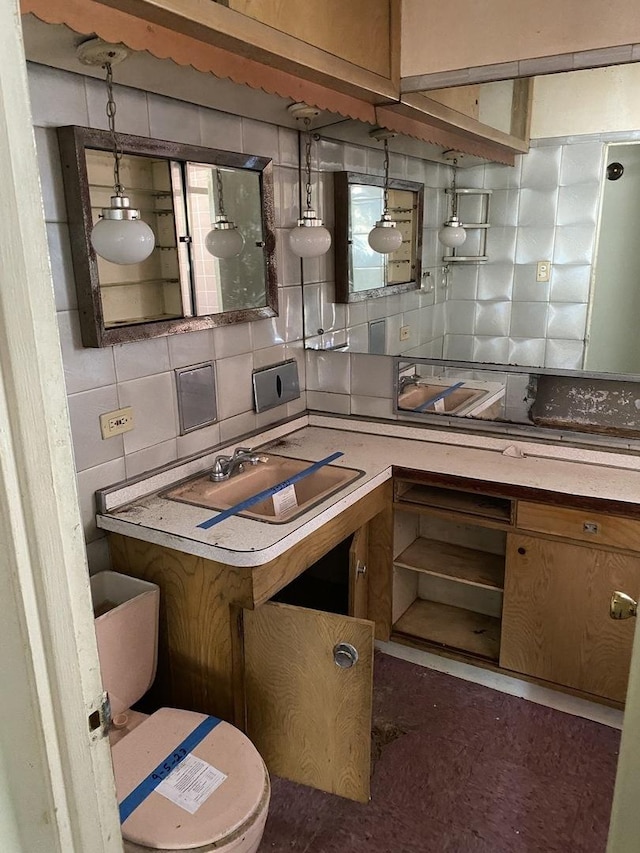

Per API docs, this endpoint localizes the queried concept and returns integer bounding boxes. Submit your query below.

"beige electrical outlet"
[400,326,411,341]
[100,406,134,439]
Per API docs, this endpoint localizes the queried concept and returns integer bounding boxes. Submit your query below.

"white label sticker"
[156,754,227,815]
[272,483,298,517]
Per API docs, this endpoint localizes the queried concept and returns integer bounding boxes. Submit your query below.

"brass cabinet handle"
[356,561,367,576]
[610,591,638,620]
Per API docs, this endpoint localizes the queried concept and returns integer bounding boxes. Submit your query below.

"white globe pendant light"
[289,209,332,259]
[287,104,331,259]
[205,168,245,259]
[91,197,155,264]
[77,41,155,266]
[438,154,467,250]
[438,215,467,248]
[367,135,403,255]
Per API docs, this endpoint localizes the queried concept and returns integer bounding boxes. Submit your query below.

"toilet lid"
[112,708,269,850]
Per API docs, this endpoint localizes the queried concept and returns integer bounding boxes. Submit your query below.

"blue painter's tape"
[414,382,465,413]
[196,451,345,530]
[119,715,222,824]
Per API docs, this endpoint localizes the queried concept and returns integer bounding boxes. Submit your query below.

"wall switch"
[100,407,134,439]
[399,325,410,341]
[536,260,551,282]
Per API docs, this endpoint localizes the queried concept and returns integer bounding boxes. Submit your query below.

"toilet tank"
[90,571,159,717]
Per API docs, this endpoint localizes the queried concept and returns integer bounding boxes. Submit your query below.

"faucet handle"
[233,446,253,457]
[210,454,232,482]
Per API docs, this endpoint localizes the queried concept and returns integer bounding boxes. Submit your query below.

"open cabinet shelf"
[393,599,501,661]
[395,480,513,525]
[395,537,504,591]
[393,484,508,664]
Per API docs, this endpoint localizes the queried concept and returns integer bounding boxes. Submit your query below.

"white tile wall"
[447,137,604,369]
[119,372,178,453]
[114,337,171,382]
[32,63,306,572]
[350,353,394,398]
[57,311,117,394]
[67,385,124,471]
[34,60,629,572]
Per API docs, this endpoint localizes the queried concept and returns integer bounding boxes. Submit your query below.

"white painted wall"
[531,65,640,139]
[585,143,640,373]
[1,7,122,851]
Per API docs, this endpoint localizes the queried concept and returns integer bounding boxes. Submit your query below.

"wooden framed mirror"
[57,126,278,347]
[334,171,424,304]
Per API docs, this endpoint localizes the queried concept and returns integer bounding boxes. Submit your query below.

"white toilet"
[91,571,270,853]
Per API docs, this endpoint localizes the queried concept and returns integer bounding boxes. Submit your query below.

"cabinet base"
[389,632,625,711]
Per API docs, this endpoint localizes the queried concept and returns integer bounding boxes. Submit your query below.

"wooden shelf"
[105,312,183,327]
[395,537,504,591]
[395,482,512,523]
[393,599,500,661]
[100,278,180,289]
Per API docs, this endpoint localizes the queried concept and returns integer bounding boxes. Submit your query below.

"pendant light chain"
[382,137,390,215]
[450,156,459,220]
[287,107,330,257]
[215,167,227,218]
[104,61,124,196]
[303,117,314,212]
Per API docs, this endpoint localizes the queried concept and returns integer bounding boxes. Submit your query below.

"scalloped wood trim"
[21,0,377,124]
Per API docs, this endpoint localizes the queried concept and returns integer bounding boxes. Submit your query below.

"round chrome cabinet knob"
[333,642,359,668]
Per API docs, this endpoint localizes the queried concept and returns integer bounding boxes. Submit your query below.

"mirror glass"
[185,163,267,314]
[306,64,640,378]
[334,172,423,303]
[86,149,187,327]
[58,126,277,348]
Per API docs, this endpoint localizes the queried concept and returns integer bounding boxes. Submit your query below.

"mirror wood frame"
[57,125,278,348]
[334,170,424,304]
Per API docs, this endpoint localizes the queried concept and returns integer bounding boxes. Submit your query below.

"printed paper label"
[156,754,227,815]
[272,483,298,517]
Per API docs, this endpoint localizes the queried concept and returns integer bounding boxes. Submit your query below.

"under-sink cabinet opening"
[271,534,354,615]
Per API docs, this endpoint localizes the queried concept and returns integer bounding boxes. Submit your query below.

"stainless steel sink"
[162,453,364,523]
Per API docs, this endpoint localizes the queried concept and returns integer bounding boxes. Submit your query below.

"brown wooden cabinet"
[390,469,640,706]
[108,481,392,802]
[501,533,640,703]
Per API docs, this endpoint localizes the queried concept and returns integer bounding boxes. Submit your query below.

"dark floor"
[260,652,620,853]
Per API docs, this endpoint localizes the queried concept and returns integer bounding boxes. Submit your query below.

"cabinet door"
[501,533,640,702]
[243,602,374,802]
[349,524,369,619]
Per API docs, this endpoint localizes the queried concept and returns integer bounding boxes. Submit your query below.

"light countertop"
[96,416,640,567]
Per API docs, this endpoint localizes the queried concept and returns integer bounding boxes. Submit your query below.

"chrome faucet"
[399,375,420,393]
[210,447,264,482]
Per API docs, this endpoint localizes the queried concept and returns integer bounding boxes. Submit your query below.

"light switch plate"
[536,260,551,282]
[252,359,300,413]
